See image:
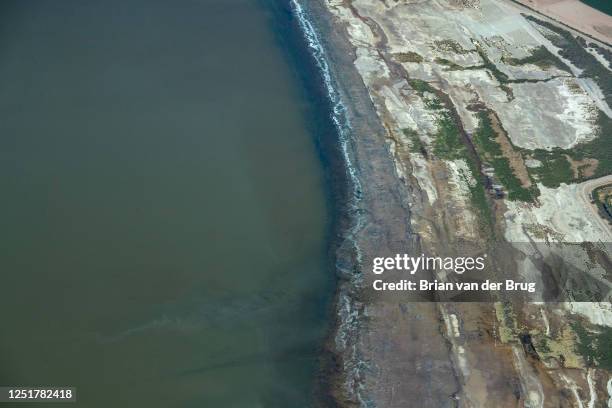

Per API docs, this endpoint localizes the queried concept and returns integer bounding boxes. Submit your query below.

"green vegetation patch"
[502,45,572,73]
[523,111,612,186]
[434,39,473,55]
[525,15,612,108]
[528,149,573,188]
[588,42,612,69]
[435,58,465,71]
[572,322,612,370]
[494,301,518,343]
[492,157,537,201]
[474,45,515,99]
[537,337,551,353]
[403,128,426,156]
[474,43,575,100]
[408,78,437,96]
[570,112,612,177]
[476,45,510,83]
[473,111,502,156]
[433,115,466,160]
[424,97,444,111]
[466,162,493,228]
[408,81,465,160]
[410,78,493,230]
[473,111,537,202]
[395,51,424,63]
[424,93,493,227]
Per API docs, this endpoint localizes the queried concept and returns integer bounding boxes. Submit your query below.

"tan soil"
[566,155,599,178]
[513,0,612,45]
[490,112,533,188]
[451,303,525,407]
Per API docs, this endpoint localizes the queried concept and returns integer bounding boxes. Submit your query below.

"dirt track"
[578,175,612,236]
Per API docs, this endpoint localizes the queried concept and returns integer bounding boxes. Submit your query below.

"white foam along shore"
[290,0,370,402]
[290,0,367,265]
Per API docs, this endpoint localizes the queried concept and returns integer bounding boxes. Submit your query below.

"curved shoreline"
[290,1,421,405]
[257,1,362,403]
[288,1,367,404]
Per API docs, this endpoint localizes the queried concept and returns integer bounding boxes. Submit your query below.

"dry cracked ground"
[320,0,612,406]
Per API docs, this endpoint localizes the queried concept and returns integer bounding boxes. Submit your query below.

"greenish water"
[580,0,612,16]
[0,1,332,406]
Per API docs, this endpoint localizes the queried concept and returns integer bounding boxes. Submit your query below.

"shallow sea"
[0,0,335,406]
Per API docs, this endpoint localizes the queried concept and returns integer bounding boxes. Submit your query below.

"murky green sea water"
[0,1,332,406]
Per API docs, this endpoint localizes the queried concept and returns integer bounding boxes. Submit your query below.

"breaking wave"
[289,1,370,405]
[289,0,364,267]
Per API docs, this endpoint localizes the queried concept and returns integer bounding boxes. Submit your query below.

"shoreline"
[291,1,423,405]
[259,1,358,405]
[289,1,367,404]
[274,0,369,404]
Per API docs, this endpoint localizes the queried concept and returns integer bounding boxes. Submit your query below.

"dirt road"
[578,175,612,236]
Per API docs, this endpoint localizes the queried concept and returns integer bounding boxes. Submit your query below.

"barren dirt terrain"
[312,0,612,406]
